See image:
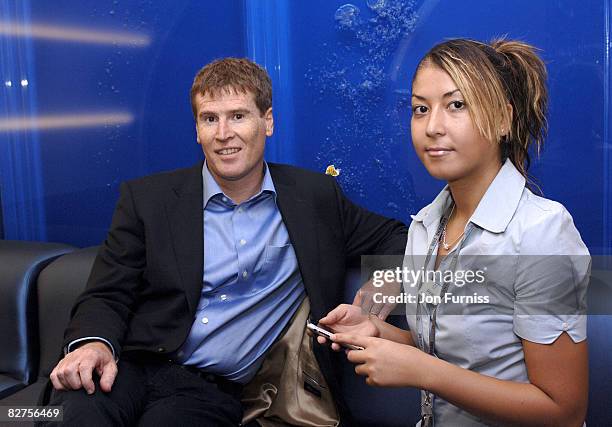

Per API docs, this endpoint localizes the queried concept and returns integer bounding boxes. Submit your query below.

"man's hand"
[316,304,379,351]
[353,277,401,320]
[50,341,117,394]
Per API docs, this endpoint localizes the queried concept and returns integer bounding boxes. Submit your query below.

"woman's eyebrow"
[411,89,461,101]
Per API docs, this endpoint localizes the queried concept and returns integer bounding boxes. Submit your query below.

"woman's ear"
[501,103,513,136]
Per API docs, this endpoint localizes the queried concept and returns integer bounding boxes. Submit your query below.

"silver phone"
[306,321,364,350]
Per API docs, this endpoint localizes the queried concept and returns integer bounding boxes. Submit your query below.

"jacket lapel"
[269,164,321,308]
[165,161,204,314]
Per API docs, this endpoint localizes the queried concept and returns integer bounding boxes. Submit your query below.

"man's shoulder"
[124,162,202,192]
[268,162,333,186]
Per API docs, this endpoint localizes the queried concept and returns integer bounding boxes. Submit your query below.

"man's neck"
[213,164,266,205]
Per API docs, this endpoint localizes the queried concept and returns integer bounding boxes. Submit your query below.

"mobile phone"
[306,322,364,350]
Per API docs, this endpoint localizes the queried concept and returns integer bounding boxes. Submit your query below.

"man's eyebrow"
[411,89,461,101]
[198,109,250,117]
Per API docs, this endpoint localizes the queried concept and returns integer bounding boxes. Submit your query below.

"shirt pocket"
[248,244,298,296]
[264,243,295,265]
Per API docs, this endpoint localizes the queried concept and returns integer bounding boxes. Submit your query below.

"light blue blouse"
[403,159,590,426]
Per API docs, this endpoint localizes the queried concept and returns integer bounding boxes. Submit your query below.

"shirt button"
[237,207,243,213]
[220,294,227,301]
[201,317,209,324]
[239,239,247,245]
[562,322,569,331]
[157,347,165,353]
[242,270,248,279]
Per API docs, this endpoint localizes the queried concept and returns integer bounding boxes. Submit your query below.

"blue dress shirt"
[175,162,305,383]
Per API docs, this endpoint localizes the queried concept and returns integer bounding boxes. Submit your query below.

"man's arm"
[51,181,147,392]
[332,179,407,317]
[63,181,146,355]
[332,179,408,259]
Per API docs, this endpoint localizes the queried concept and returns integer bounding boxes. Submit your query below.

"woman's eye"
[449,100,465,110]
[412,105,428,114]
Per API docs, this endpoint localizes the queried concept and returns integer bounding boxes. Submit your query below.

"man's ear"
[264,108,274,136]
[195,124,201,145]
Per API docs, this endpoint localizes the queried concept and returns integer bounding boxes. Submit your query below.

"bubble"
[367,0,387,11]
[360,80,373,90]
[334,4,360,29]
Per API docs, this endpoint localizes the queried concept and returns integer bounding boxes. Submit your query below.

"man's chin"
[215,167,259,183]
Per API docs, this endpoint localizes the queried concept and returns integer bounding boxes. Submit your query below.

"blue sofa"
[0,240,609,425]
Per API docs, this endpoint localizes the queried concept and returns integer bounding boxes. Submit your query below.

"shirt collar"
[411,159,526,233]
[202,161,276,208]
[411,185,452,228]
[469,159,526,233]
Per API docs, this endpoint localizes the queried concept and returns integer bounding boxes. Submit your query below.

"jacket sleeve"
[332,178,408,259]
[62,181,146,357]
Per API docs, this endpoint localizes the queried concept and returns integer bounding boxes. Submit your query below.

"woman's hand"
[332,333,431,388]
[316,304,380,351]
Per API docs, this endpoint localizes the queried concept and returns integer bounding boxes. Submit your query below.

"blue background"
[0,0,609,254]
[0,1,610,424]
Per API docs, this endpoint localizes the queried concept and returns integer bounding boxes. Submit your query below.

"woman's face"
[410,64,501,184]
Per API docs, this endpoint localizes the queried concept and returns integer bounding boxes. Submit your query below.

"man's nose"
[216,118,234,140]
[425,107,446,138]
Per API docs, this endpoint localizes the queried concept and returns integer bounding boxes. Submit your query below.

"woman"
[318,39,589,426]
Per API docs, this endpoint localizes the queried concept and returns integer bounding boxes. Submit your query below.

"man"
[46,58,407,426]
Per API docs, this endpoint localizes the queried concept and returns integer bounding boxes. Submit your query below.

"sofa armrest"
[37,246,99,376]
[0,240,74,399]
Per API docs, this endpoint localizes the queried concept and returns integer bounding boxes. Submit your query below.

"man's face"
[195,88,273,189]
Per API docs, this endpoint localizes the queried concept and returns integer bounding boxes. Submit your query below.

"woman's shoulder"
[512,189,589,256]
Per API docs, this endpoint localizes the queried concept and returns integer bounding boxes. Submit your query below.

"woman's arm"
[335,331,587,427]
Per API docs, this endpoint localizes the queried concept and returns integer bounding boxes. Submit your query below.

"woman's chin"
[422,166,460,182]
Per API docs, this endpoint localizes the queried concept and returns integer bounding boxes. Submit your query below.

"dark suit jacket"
[64,161,407,423]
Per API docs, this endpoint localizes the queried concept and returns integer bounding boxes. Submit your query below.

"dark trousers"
[40,356,243,427]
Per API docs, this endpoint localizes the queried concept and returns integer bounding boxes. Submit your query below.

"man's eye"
[202,116,217,123]
[412,105,428,114]
[449,100,465,110]
[234,113,244,120]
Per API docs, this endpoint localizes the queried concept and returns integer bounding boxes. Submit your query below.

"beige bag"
[241,297,340,427]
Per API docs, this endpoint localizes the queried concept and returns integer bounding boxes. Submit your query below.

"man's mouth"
[217,148,241,155]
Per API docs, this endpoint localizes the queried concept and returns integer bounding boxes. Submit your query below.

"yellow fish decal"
[325,165,341,177]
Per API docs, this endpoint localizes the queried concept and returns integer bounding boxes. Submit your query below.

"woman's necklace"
[440,204,465,250]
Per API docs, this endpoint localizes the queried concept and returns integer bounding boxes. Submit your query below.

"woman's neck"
[448,162,503,223]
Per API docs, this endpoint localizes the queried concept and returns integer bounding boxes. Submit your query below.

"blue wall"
[0,0,609,254]
[0,0,246,245]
